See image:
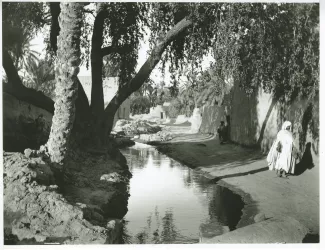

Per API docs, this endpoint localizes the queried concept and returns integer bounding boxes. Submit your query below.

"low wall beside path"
[199,105,225,135]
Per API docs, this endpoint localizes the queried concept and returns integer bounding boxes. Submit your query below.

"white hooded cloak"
[267,121,295,174]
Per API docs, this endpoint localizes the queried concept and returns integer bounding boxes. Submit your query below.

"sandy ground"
[153,125,319,243]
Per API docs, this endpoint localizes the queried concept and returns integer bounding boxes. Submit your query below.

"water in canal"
[120,143,244,244]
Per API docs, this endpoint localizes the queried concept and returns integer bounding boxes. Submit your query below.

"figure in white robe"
[267,121,297,177]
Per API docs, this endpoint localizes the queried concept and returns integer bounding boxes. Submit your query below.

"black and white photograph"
[0,0,322,248]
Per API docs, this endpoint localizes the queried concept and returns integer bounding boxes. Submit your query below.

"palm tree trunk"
[47,2,83,164]
[49,2,61,54]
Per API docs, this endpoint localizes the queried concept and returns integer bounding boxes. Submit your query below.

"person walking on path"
[217,121,228,144]
[267,121,300,177]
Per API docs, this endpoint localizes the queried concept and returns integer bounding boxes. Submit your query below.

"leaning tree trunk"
[103,18,193,136]
[47,3,83,164]
[2,49,55,114]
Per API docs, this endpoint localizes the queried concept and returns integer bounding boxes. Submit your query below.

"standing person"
[267,121,299,177]
[217,121,227,144]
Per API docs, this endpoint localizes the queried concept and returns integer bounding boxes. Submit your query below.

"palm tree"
[178,85,195,116]
[196,69,224,107]
[177,69,201,115]
[24,59,56,99]
[7,27,40,73]
[179,66,231,112]
[47,3,84,164]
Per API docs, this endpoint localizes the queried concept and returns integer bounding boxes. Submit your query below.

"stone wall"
[199,105,225,134]
[149,105,166,119]
[190,108,202,133]
[103,77,130,120]
[116,98,130,120]
[227,80,259,146]
[199,79,319,159]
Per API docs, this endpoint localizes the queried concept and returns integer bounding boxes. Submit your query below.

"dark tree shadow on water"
[208,185,244,231]
[294,142,314,176]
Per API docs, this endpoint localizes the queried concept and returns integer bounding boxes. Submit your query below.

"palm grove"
[2,2,319,165]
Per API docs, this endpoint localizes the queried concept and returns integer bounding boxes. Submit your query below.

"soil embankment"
[3,94,134,244]
[3,147,131,244]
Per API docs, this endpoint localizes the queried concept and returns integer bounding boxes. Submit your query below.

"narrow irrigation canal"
[120,143,244,244]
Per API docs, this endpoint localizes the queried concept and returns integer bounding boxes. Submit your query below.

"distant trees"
[8,29,40,72]
[169,3,319,118]
[23,59,56,100]
[167,98,185,118]
[2,2,55,114]
[130,96,151,115]
[2,4,56,100]
[2,2,45,65]
[209,3,319,102]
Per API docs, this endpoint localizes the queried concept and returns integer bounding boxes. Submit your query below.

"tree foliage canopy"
[2,2,45,71]
[4,2,318,102]
[154,3,319,107]
[2,2,319,139]
[130,95,151,115]
[210,3,319,102]
[23,60,56,100]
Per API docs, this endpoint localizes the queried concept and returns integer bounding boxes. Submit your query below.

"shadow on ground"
[295,142,315,176]
[302,233,320,243]
[212,167,269,181]
[156,137,264,170]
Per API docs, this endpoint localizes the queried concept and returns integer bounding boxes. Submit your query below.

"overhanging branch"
[2,50,22,88]
[101,46,113,57]
[106,17,193,108]
[103,17,193,134]
[101,44,133,57]
[3,49,55,113]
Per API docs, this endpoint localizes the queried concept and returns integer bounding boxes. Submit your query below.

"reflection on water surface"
[120,143,244,244]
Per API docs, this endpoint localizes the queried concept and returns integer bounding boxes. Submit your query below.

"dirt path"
[154,126,319,243]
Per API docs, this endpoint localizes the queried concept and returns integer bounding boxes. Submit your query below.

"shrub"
[130,96,150,115]
[167,98,185,118]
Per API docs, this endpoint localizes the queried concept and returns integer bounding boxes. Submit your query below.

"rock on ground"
[199,219,230,240]
[139,131,173,142]
[113,119,162,136]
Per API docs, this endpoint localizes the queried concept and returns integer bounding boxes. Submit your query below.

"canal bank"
[151,134,319,243]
